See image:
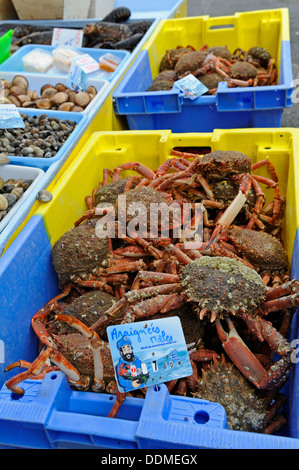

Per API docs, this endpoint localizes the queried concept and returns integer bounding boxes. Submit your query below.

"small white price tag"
[51,28,84,48]
[107,317,192,393]
[0,104,25,129]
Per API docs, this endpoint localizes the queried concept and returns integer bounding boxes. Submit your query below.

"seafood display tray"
[0,90,125,257]
[0,128,298,449]
[0,71,110,119]
[0,164,44,233]
[0,45,130,84]
[112,9,293,132]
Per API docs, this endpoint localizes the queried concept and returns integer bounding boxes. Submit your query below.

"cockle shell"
[37,189,52,202]
[0,153,10,165]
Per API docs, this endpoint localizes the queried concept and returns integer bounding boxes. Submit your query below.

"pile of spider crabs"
[5,147,299,435]
[147,45,278,94]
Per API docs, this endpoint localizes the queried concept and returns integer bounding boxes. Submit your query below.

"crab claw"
[206,189,248,246]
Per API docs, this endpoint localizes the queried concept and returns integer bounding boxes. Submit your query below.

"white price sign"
[51,28,84,48]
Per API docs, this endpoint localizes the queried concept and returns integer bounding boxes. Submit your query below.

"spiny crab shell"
[94,178,129,207]
[195,150,252,181]
[115,186,173,225]
[207,45,232,60]
[53,334,115,385]
[180,256,266,319]
[230,61,258,80]
[227,228,289,275]
[48,289,122,338]
[159,47,193,72]
[198,72,224,91]
[174,50,208,78]
[247,47,271,69]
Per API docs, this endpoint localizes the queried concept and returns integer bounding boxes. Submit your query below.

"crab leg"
[31,285,72,347]
[265,279,299,301]
[251,159,278,182]
[207,188,249,244]
[245,177,265,229]
[155,157,190,176]
[114,162,156,181]
[262,293,299,314]
[125,283,181,302]
[91,297,127,332]
[253,174,283,223]
[5,347,86,395]
[126,293,183,321]
[108,390,127,418]
[5,349,53,395]
[73,278,114,294]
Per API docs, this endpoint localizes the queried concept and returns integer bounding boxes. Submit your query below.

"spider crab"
[51,219,146,295]
[90,256,299,391]
[231,46,278,86]
[4,287,126,418]
[153,149,284,244]
[210,227,290,286]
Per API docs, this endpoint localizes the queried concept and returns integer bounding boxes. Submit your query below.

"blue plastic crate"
[112,44,293,133]
[113,0,186,19]
[0,45,130,83]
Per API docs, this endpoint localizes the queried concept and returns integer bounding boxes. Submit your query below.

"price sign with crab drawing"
[107,317,192,393]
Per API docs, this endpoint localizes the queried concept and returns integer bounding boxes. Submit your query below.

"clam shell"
[12,75,29,90]
[11,187,24,198]
[3,192,17,207]
[37,189,52,202]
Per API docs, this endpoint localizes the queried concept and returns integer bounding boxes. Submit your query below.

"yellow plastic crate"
[36,128,299,264]
[1,128,299,447]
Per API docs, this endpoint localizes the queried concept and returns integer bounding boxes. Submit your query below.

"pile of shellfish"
[147,45,278,94]
[0,176,33,222]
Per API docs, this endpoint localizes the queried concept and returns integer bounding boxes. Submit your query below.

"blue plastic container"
[113,0,186,19]
[112,45,293,133]
[0,45,130,83]
[2,108,88,171]
[112,9,293,132]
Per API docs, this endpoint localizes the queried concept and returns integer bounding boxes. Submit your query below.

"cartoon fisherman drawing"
[115,336,149,392]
